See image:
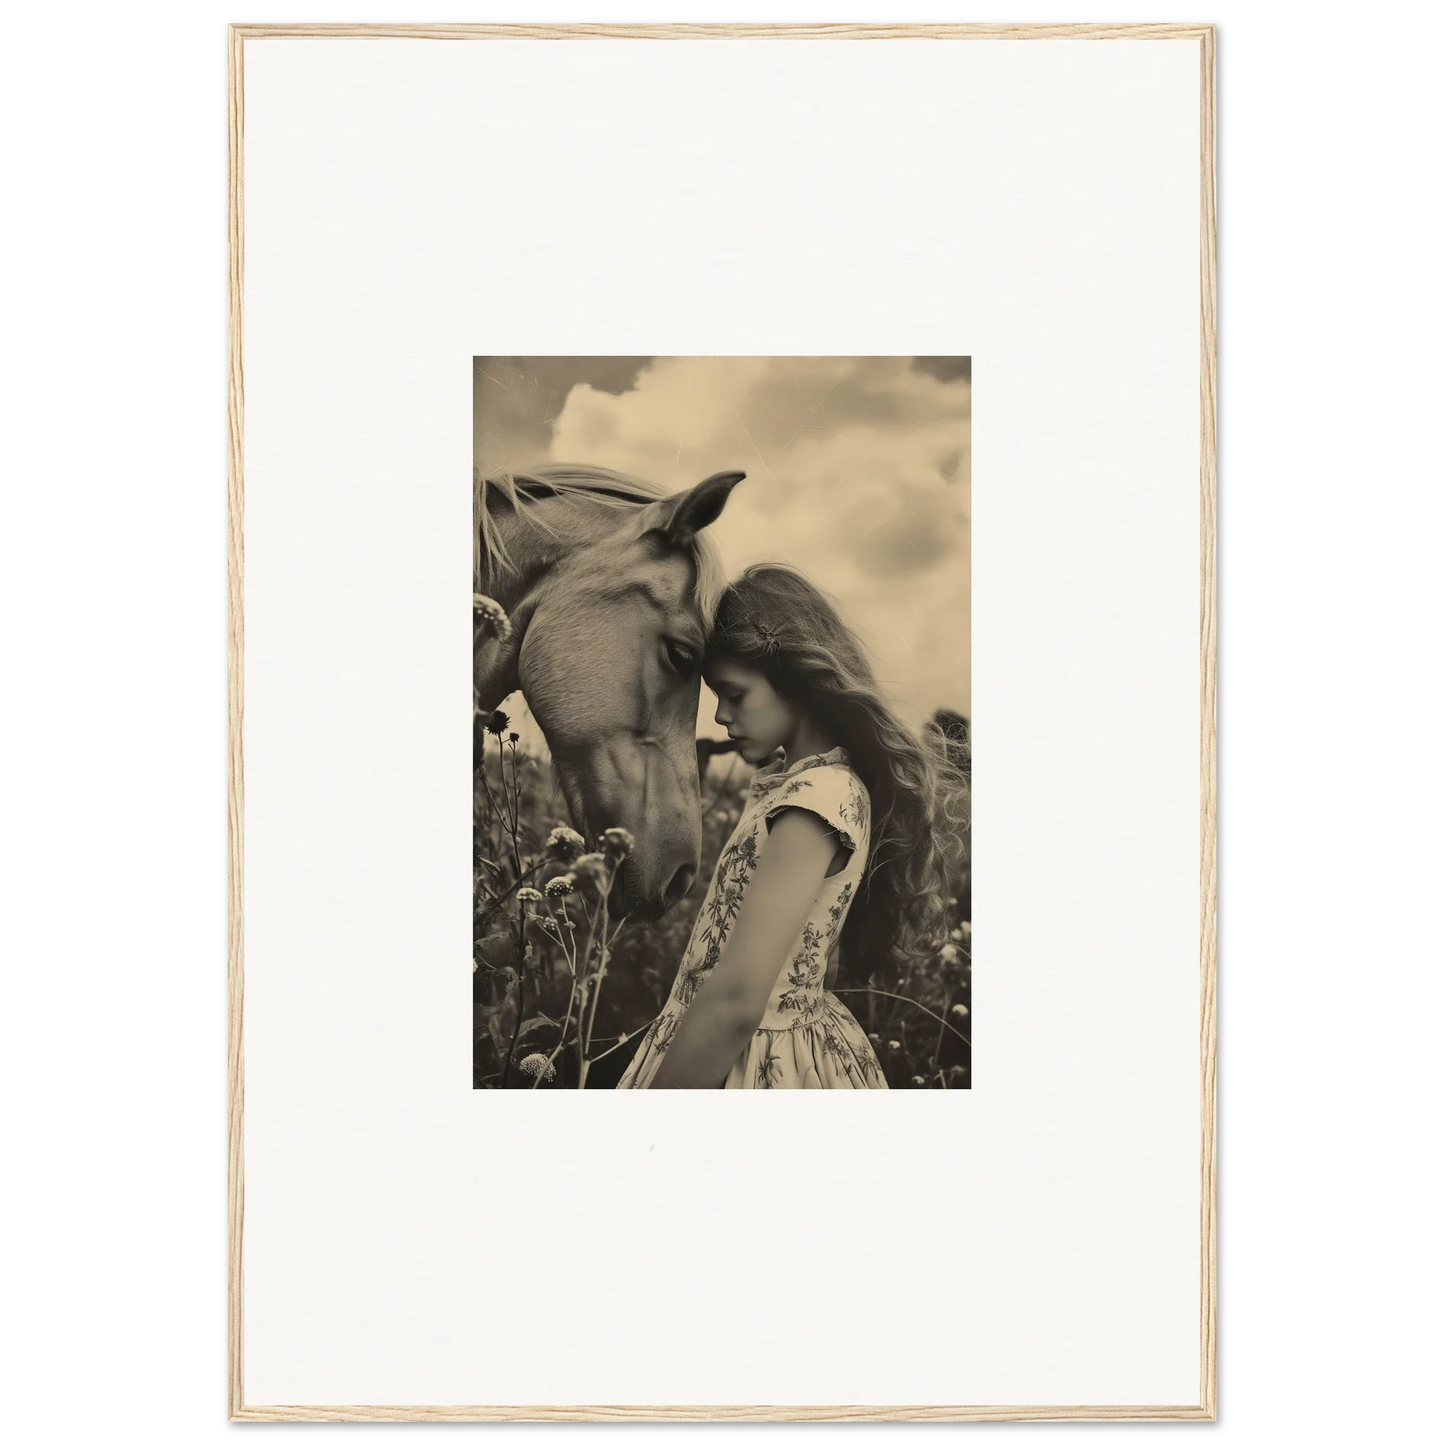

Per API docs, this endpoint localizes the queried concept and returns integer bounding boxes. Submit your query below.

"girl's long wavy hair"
[706,565,970,984]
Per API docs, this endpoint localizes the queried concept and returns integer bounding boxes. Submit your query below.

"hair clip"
[753,620,785,655]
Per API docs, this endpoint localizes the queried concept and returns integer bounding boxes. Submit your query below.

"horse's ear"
[641,470,745,547]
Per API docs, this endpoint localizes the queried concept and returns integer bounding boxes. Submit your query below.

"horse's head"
[518,470,745,921]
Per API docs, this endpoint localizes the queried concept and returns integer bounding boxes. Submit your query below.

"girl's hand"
[648,808,839,1089]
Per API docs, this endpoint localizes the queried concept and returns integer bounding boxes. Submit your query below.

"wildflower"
[517,1053,556,1083]
[867,1032,881,1045]
[958,921,971,944]
[939,944,961,966]
[516,887,544,904]
[545,826,586,862]
[950,926,965,943]
[947,897,958,907]
[947,1065,968,1086]
[910,1075,926,1087]
[508,731,520,745]
[474,593,512,642]
[600,826,635,860]
[544,875,575,898]
[951,1003,970,1019]
[570,852,611,895]
[484,709,510,736]
[887,1039,901,1053]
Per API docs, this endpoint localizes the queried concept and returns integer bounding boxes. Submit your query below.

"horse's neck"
[475,495,604,710]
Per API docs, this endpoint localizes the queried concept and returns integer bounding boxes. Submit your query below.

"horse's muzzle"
[615,859,696,923]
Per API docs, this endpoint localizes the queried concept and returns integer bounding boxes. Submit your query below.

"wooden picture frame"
[229,21,1216,1421]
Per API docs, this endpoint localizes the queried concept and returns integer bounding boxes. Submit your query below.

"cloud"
[473,356,653,476]
[911,356,972,385]
[544,356,970,729]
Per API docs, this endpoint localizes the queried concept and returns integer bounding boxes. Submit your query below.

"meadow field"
[474,606,971,1091]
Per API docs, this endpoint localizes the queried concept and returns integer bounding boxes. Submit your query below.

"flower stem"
[586,1029,637,1065]
[500,966,525,1087]
[832,986,971,1045]
[475,741,501,837]
[577,876,625,1087]
[934,986,953,1067]
[578,867,630,1086]
[476,859,544,931]
[500,735,524,887]
[534,972,581,1089]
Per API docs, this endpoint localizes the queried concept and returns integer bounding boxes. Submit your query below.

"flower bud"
[545,826,586,862]
[570,853,611,895]
[473,593,513,643]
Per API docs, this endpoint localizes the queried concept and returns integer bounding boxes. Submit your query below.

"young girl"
[617,564,968,1090]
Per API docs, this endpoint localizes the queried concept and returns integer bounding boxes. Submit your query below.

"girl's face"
[704,657,799,765]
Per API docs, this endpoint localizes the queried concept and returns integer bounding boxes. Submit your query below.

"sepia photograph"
[473,357,972,1089]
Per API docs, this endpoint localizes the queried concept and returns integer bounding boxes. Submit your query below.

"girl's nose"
[713,700,728,726]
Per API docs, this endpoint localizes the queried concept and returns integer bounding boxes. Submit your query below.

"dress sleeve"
[763,767,868,858]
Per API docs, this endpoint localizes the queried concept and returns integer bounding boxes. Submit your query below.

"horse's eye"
[663,641,696,676]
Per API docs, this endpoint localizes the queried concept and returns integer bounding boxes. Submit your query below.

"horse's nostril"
[665,865,696,904]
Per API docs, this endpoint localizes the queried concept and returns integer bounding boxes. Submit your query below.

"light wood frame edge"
[226,20,1218,1424]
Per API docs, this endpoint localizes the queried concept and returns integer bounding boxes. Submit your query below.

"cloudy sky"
[474,356,970,737]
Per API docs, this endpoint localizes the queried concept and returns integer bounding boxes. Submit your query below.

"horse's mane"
[475,463,729,624]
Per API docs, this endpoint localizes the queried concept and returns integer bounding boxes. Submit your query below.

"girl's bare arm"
[648,809,837,1089]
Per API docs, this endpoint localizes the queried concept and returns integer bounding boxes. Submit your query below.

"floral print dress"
[617,747,888,1089]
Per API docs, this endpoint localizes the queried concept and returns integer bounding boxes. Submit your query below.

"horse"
[474,463,746,921]
[694,734,740,783]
